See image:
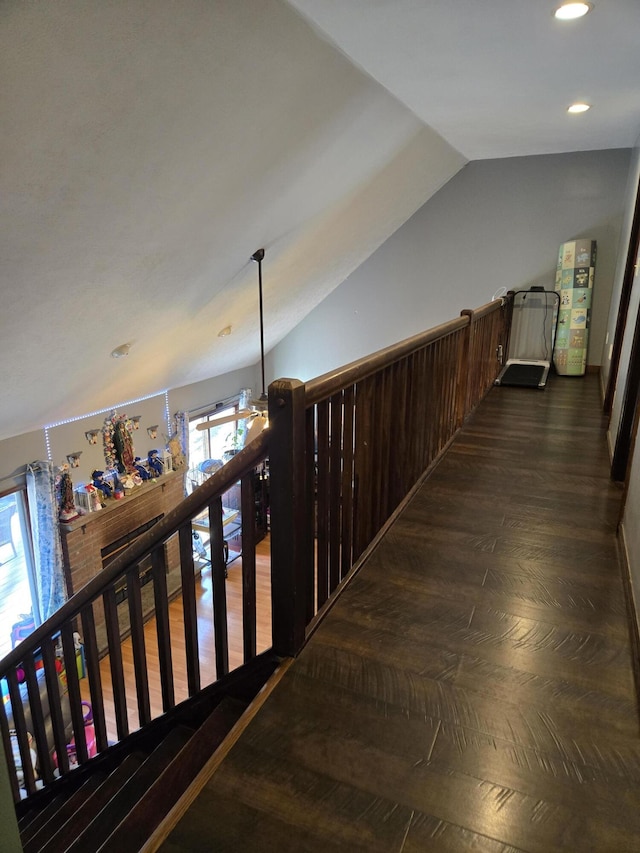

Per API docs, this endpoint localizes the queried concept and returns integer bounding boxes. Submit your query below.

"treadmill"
[495,288,560,389]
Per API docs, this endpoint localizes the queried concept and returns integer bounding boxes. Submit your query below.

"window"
[188,404,241,491]
[0,489,39,657]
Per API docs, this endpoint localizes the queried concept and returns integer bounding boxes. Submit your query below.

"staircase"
[2,297,510,848]
[17,694,248,852]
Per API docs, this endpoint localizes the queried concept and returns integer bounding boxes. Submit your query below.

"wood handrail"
[1,431,268,672]
[461,297,507,321]
[304,316,468,407]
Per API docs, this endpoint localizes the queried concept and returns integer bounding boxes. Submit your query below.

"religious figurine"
[113,419,135,473]
[58,469,79,522]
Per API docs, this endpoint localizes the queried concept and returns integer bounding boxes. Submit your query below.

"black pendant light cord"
[251,248,267,402]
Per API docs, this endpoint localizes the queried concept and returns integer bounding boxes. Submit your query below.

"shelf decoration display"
[553,239,596,376]
[102,411,137,474]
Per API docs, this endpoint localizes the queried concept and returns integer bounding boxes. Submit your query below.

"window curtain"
[26,461,67,622]
[172,411,189,495]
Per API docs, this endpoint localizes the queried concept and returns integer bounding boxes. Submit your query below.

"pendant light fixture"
[251,248,268,413]
[196,248,269,439]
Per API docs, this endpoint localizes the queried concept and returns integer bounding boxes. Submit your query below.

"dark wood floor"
[159,374,640,853]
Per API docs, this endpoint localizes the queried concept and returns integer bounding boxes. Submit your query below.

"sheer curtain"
[26,461,67,623]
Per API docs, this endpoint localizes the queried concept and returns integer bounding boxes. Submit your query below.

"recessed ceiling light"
[111,343,131,358]
[554,2,593,20]
[217,325,232,337]
[567,102,591,113]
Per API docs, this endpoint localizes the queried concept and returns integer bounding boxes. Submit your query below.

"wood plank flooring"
[159,374,640,853]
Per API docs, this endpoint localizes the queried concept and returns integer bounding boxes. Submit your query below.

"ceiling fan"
[196,248,269,439]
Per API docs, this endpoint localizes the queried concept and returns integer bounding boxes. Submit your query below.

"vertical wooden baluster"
[422,345,433,468]
[457,312,472,426]
[369,372,383,537]
[316,399,329,607]
[151,544,175,712]
[353,377,375,560]
[126,563,151,726]
[61,623,88,764]
[411,349,424,475]
[450,332,460,429]
[179,521,200,696]
[6,666,36,795]
[396,360,411,502]
[241,472,257,662]
[0,688,19,803]
[103,585,129,739]
[340,385,355,582]
[210,495,229,678]
[304,406,317,620]
[80,605,108,752]
[40,635,69,777]
[440,337,448,451]
[23,654,54,785]
[443,335,454,447]
[329,391,343,593]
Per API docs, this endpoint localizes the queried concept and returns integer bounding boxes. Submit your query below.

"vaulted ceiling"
[1,0,639,440]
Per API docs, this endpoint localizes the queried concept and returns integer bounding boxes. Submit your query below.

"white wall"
[266,149,631,383]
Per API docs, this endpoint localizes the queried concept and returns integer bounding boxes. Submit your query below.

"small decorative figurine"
[84,483,102,512]
[91,470,113,499]
[133,456,151,480]
[147,450,163,477]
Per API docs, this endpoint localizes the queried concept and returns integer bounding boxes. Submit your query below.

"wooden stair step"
[19,790,73,845]
[97,697,248,852]
[63,726,195,853]
[21,771,108,851]
[34,752,147,853]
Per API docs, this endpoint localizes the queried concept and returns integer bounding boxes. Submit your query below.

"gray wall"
[0,150,631,489]
[266,149,631,384]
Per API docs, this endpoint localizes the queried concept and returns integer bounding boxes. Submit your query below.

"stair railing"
[0,434,269,803]
[1,295,511,803]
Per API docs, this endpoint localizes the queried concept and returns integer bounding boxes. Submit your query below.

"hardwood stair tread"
[21,771,107,851]
[98,697,248,853]
[34,752,147,853]
[63,726,195,853]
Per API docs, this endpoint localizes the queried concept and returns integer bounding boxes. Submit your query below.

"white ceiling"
[1,0,639,441]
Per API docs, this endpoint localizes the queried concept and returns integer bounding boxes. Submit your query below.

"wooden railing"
[0,295,511,804]
[0,435,269,803]
[268,297,512,655]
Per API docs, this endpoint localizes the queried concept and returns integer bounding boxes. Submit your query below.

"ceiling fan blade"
[196,408,254,431]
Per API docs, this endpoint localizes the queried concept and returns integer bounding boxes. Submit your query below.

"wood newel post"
[269,378,308,657]
[457,310,473,426]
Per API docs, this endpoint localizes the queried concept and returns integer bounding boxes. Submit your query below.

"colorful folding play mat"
[553,239,596,376]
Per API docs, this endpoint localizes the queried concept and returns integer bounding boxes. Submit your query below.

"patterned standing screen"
[553,239,596,376]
